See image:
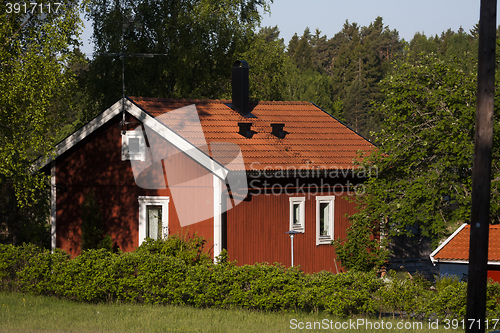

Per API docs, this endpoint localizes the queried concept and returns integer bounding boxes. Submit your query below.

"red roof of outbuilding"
[431,224,500,264]
[129,97,375,172]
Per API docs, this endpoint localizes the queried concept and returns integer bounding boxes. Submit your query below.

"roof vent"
[232,60,249,116]
[238,122,253,138]
[271,123,286,139]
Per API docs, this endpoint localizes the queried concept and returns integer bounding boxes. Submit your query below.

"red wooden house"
[38,61,375,273]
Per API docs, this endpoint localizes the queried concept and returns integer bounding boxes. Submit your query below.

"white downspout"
[50,161,56,252]
[213,174,222,261]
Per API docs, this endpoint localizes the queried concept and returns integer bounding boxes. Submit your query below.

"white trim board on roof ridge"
[429,223,468,265]
[126,100,228,180]
[35,99,123,170]
[36,99,228,181]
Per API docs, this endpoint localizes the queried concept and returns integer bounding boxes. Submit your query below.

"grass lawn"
[0,292,464,332]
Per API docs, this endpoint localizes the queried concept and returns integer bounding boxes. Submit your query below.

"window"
[146,205,162,239]
[122,130,146,161]
[138,196,169,245]
[289,197,305,232]
[315,196,334,245]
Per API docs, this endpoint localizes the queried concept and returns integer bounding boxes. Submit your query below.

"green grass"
[0,292,466,333]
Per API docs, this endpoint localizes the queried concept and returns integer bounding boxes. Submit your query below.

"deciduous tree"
[0,1,83,245]
[82,0,271,120]
[335,53,500,271]
[0,1,83,205]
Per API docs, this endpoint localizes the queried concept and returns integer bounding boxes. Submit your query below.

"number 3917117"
[6,3,62,14]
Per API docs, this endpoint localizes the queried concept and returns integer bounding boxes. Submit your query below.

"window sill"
[291,226,305,233]
[316,236,333,245]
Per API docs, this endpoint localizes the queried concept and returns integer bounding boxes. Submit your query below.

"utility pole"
[465,1,496,332]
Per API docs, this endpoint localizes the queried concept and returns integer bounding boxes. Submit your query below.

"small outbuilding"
[430,223,500,282]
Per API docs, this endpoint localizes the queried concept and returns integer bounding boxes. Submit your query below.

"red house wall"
[55,113,214,256]
[53,111,362,273]
[488,266,500,283]
[226,179,357,274]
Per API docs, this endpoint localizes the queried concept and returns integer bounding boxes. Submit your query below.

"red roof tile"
[432,224,500,263]
[130,97,375,172]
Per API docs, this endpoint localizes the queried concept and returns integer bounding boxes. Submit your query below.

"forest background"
[1,0,498,270]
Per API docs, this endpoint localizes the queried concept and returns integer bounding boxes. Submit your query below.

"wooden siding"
[55,113,214,256]
[488,266,500,283]
[53,110,363,272]
[226,177,358,273]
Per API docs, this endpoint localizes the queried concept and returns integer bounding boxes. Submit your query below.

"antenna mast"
[102,0,165,126]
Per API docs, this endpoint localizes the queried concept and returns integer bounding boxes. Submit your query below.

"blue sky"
[79,0,497,58]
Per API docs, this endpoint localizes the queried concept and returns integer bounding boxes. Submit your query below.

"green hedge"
[2,241,500,319]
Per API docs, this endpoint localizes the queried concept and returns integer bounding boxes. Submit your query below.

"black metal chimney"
[232,60,249,116]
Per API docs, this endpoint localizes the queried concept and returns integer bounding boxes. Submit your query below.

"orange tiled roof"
[432,224,500,263]
[130,97,375,172]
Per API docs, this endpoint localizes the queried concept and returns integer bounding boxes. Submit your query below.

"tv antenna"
[102,0,166,126]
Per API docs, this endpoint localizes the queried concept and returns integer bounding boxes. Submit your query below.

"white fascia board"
[435,260,470,265]
[125,100,228,181]
[35,100,123,170]
[35,99,228,181]
[429,223,468,265]
[433,259,500,266]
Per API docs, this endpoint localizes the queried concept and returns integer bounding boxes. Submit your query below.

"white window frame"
[315,196,335,245]
[289,197,305,233]
[122,130,146,161]
[138,196,169,245]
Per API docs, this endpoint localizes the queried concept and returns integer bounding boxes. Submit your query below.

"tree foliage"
[332,211,388,272]
[285,17,402,137]
[231,26,294,101]
[2,0,488,268]
[335,51,500,271]
[0,1,82,205]
[82,0,271,121]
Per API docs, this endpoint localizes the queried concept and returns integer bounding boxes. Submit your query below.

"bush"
[377,270,427,319]
[17,248,69,296]
[137,232,211,266]
[434,273,461,291]
[321,271,382,317]
[427,282,467,319]
[50,249,118,302]
[0,243,47,291]
[486,280,500,320]
[3,240,500,320]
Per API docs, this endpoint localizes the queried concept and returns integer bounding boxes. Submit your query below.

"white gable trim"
[125,100,228,180]
[35,100,123,169]
[36,99,228,180]
[429,223,468,265]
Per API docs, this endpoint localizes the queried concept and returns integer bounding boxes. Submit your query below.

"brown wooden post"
[466,1,496,332]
